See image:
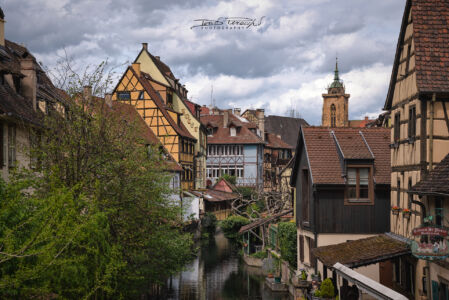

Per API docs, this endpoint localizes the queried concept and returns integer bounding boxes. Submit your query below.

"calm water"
[159,232,291,300]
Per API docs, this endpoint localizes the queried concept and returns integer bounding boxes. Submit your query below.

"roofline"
[359,130,375,159]
[384,0,411,110]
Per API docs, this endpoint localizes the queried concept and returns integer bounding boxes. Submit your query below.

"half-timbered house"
[383,0,449,297]
[133,44,207,190]
[263,132,293,192]
[112,63,197,190]
[201,110,264,188]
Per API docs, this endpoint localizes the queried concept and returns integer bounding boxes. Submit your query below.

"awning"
[238,209,293,234]
[312,233,410,268]
[333,263,408,300]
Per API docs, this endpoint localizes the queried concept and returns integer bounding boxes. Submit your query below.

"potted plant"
[402,208,411,219]
[391,206,401,215]
[312,278,335,299]
[299,269,308,285]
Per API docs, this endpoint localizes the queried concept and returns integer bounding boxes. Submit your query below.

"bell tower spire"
[322,58,350,127]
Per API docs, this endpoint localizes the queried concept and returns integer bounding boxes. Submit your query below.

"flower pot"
[403,211,411,219]
[267,273,274,278]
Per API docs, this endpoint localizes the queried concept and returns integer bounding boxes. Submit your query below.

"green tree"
[221,215,250,240]
[0,61,193,298]
[278,222,297,269]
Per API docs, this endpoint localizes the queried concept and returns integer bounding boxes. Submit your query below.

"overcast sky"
[4,0,405,125]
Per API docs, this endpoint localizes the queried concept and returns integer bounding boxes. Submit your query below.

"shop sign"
[411,226,449,261]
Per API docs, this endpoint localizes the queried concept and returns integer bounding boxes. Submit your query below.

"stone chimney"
[105,93,112,108]
[132,62,141,77]
[142,42,148,51]
[223,110,229,128]
[83,86,92,105]
[234,108,241,116]
[256,109,265,140]
[20,57,37,111]
[0,8,5,47]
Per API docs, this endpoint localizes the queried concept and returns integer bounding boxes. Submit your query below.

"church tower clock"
[321,59,350,127]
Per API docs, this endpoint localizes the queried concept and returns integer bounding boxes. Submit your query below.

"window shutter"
[299,235,304,263]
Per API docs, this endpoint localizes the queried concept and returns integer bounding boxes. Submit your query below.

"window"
[8,125,16,167]
[330,104,336,127]
[406,44,412,73]
[167,93,173,107]
[302,169,310,221]
[346,166,373,204]
[394,112,401,142]
[436,197,443,227]
[397,179,401,206]
[230,127,236,137]
[408,106,416,140]
[299,235,304,263]
[138,91,144,100]
[117,91,130,100]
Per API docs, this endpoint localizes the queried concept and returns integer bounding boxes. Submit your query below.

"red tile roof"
[299,127,390,185]
[265,132,294,149]
[201,113,264,145]
[411,153,449,195]
[386,0,449,108]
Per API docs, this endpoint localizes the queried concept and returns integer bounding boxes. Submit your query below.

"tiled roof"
[137,70,195,140]
[298,127,390,185]
[202,189,240,202]
[411,153,449,195]
[0,83,42,125]
[201,113,264,145]
[385,0,449,109]
[348,118,374,128]
[312,234,410,268]
[265,132,293,149]
[265,115,309,148]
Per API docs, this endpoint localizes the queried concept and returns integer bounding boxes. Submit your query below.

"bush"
[236,186,255,199]
[221,215,250,240]
[278,222,297,269]
[319,278,335,298]
[250,251,267,259]
[219,174,237,185]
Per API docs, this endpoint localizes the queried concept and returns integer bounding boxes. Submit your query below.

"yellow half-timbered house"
[112,63,196,190]
[133,43,207,190]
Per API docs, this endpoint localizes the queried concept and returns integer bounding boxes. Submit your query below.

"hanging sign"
[410,226,449,261]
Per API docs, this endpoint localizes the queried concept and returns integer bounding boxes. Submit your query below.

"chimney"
[234,108,241,116]
[105,93,112,108]
[0,8,5,47]
[20,57,37,111]
[223,110,229,128]
[132,62,141,77]
[142,42,148,51]
[256,109,265,140]
[83,86,92,105]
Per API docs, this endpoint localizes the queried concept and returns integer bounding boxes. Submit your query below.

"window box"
[402,209,411,219]
[392,206,401,215]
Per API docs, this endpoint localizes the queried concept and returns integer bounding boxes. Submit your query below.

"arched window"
[330,104,336,127]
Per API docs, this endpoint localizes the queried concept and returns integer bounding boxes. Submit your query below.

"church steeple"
[322,58,349,127]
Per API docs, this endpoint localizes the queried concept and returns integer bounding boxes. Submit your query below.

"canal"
[159,231,291,300]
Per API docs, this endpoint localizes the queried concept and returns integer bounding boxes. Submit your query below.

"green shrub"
[220,215,250,240]
[235,186,255,199]
[219,174,237,185]
[278,222,297,269]
[250,251,267,259]
[319,278,335,298]
[301,270,307,280]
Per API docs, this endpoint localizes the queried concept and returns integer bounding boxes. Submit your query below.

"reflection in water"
[158,232,291,300]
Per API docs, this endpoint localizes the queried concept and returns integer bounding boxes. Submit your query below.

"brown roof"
[201,113,264,145]
[293,127,390,185]
[411,153,449,196]
[0,82,42,125]
[238,209,294,234]
[312,234,410,268]
[202,189,240,202]
[385,0,449,109]
[265,115,309,148]
[265,132,294,149]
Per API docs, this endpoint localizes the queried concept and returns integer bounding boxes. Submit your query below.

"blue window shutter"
[432,281,439,300]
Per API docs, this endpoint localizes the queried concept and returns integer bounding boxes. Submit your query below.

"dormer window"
[167,93,173,108]
[117,92,130,100]
[345,165,373,204]
[230,127,236,137]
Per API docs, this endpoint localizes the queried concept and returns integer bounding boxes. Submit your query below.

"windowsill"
[346,198,373,205]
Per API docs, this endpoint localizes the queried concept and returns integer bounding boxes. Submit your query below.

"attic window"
[207,127,213,136]
[230,127,236,137]
[138,91,144,100]
[167,93,173,108]
[345,166,373,205]
[117,92,130,100]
